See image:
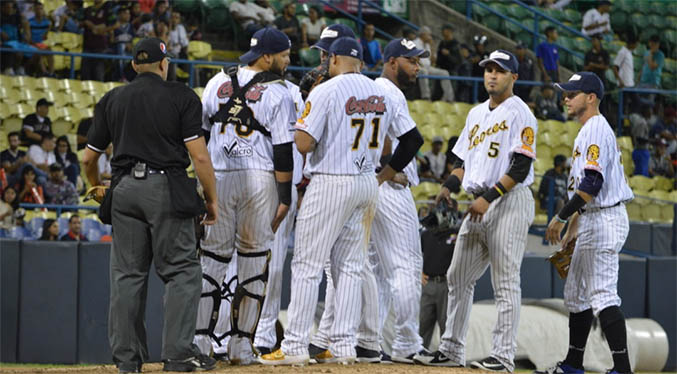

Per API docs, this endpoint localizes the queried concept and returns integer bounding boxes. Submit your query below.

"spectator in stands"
[436,24,462,76]
[535,84,565,121]
[275,2,301,63]
[15,165,44,204]
[253,0,276,26]
[0,1,31,76]
[60,214,88,241]
[77,117,93,150]
[168,11,188,58]
[28,134,57,176]
[129,1,144,31]
[152,0,170,24]
[44,163,79,205]
[613,32,637,90]
[581,0,612,39]
[301,5,325,48]
[637,35,665,106]
[1,132,28,178]
[650,107,677,155]
[632,137,650,176]
[537,26,559,83]
[53,0,85,34]
[154,20,170,48]
[421,136,447,183]
[630,107,652,146]
[54,135,80,187]
[470,34,489,101]
[136,13,154,38]
[360,23,383,71]
[82,0,117,81]
[584,34,610,88]
[113,6,135,81]
[455,43,473,103]
[0,187,18,229]
[444,136,459,178]
[39,219,59,240]
[98,144,113,182]
[403,28,416,41]
[514,42,535,102]
[28,2,55,77]
[21,98,54,147]
[537,154,568,212]
[186,16,202,41]
[229,0,266,38]
[649,139,675,178]
[415,27,454,102]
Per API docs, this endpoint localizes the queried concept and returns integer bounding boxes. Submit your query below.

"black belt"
[428,275,446,283]
[128,167,166,176]
[578,201,621,215]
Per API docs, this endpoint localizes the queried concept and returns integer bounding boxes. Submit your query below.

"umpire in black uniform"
[82,38,218,373]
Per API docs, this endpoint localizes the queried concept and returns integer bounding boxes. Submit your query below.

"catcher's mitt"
[84,185,109,204]
[420,199,460,233]
[299,60,329,100]
[547,238,577,279]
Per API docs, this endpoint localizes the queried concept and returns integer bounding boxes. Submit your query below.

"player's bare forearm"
[186,137,217,204]
[451,167,465,181]
[496,174,517,192]
[82,147,102,187]
[274,170,292,183]
[294,131,316,154]
[376,164,397,185]
[381,136,392,156]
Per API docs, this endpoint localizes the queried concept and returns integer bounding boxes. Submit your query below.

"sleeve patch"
[586,144,600,167]
[295,101,312,127]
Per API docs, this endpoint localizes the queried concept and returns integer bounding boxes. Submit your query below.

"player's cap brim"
[554,82,579,92]
[311,40,331,52]
[478,58,513,73]
[239,50,262,64]
[401,48,430,59]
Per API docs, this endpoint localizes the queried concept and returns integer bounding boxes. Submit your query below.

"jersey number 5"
[351,118,380,150]
[488,141,500,158]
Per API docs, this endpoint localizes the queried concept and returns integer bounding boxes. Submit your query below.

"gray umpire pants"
[109,173,201,366]
[419,277,448,349]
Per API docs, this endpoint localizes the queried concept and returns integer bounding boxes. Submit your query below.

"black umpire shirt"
[421,228,455,277]
[87,72,203,170]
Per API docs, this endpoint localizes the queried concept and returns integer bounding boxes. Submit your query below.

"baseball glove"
[420,199,460,233]
[84,185,109,204]
[548,238,577,279]
[299,60,329,100]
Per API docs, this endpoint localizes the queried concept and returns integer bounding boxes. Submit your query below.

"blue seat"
[9,226,31,239]
[86,228,102,241]
[81,218,102,234]
[28,217,45,238]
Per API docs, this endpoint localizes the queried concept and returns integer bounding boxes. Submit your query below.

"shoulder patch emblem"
[586,144,600,166]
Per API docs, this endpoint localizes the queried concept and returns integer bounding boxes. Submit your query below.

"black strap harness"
[208,67,282,138]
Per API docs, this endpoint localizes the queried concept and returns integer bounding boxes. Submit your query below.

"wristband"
[495,181,507,196]
[481,186,501,203]
[443,174,461,193]
[277,181,292,206]
[557,193,586,221]
[555,215,568,223]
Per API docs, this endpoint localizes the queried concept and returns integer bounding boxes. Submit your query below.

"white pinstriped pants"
[564,204,629,315]
[282,173,378,358]
[439,186,534,372]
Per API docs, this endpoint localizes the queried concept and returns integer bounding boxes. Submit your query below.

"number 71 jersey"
[295,73,412,175]
[452,96,537,193]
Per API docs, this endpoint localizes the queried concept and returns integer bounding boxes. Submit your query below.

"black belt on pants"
[129,167,166,176]
[578,201,621,215]
[427,275,446,283]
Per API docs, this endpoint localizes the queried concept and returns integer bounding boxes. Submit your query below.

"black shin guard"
[563,308,594,369]
[599,306,632,373]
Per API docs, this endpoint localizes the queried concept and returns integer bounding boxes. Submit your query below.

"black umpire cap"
[133,37,174,64]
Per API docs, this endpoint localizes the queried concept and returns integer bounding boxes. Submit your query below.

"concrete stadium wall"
[1,239,675,369]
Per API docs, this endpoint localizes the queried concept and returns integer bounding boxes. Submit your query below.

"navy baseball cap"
[555,72,605,99]
[383,38,430,61]
[479,49,519,73]
[312,24,356,52]
[240,27,291,64]
[133,37,173,64]
[329,37,363,60]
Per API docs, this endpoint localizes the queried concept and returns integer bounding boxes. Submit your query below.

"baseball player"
[260,37,423,366]
[539,72,634,374]
[254,80,305,355]
[416,49,537,371]
[194,27,296,365]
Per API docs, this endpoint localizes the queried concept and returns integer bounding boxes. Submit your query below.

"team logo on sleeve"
[573,146,581,160]
[295,101,312,129]
[520,127,534,152]
[586,144,600,166]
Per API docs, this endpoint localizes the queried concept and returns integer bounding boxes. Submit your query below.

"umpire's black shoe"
[118,362,141,373]
[163,354,216,372]
[308,343,326,357]
[256,346,272,355]
[355,345,381,363]
[470,356,509,372]
[213,352,229,362]
[380,351,393,364]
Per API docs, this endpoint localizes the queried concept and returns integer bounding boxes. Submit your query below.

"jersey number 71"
[351,117,380,150]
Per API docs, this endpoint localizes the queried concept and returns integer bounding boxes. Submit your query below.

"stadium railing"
[315,0,417,39]
[616,87,677,134]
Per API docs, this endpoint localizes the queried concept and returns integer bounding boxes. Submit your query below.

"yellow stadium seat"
[641,203,662,222]
[104,81,124,92]
[68,91,94,109]
[60,32,83,50]
[660,204,674,222]
[533,213,548,225]
[52,120,74,136]
[58,79,83,93]
[18,88,41,104]
[81,80,106,95]
[437,126,454,141]
[419,125,436,142]
[617,136,633,152]
[540,132,559,147]
[81,107,93,119]
[670,191,677,202]
[538,145,552,162]
[534,158,550,174]
[409,100,433,115]
[562,132,576,147]
[421,112,443,128]
[628,175,654,194]
[0,102,9,119]
[2,118,22,133]
[653,176,674,191]
[34,77,60,92]
[431,101,453,115]
[0,86,21,104]
[193,87,204,99]
[10,75,37,91]
[451,102,473,117]
[419,140,431,154]
[0,74,11,88]
[188,41,213,60]
[625,202,642,221]
[7,103,33,118]
[648,190,670,202]
[444,114,465,134]
[552,145,571,159]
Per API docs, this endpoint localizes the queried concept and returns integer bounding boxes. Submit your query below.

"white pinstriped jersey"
[567,114,634,208]
[286,80,305,185]
[202,67,296,171]
[374,77,419,186]
[296,73,413,175]
[452,95,537,193]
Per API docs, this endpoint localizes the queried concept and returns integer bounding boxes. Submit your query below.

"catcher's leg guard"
[228,249,271,359]
[194,250,232,354]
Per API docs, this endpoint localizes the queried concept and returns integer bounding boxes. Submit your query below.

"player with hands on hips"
[417,49,537,371]
[538,72,634,374]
